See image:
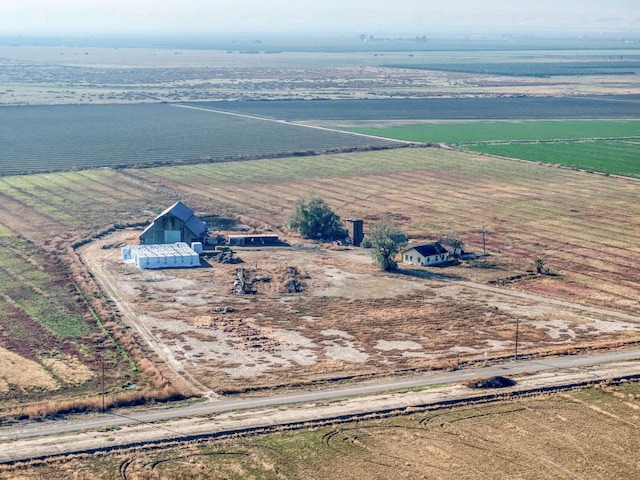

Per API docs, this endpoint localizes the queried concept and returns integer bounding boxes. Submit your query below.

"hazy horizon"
[1,0,638,38]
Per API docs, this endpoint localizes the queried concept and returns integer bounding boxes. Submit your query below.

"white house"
[402,242,450,266]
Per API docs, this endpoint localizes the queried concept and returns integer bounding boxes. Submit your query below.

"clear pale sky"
[0,0,637,36]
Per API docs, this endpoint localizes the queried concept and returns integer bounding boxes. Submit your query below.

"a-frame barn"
[139,201,208,245]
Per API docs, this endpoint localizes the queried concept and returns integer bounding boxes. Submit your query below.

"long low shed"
[228,234,279,246]
[121,242,200,269]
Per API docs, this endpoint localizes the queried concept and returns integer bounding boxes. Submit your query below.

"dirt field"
[80,229,640,395]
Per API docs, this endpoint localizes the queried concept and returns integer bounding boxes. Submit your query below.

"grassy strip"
[12,385,185,421]
[20,297,88,338]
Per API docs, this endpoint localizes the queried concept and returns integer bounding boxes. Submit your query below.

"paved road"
[2,348,639,444]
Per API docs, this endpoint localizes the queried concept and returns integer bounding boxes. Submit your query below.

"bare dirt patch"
[80,230,640,395]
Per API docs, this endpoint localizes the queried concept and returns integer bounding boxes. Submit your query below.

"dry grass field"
[2,381,638,479]
[1,146,640,408]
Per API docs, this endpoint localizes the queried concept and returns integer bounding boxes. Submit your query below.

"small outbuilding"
[140,201,208,245]
[346,218,364,247]
[402,242,451,266]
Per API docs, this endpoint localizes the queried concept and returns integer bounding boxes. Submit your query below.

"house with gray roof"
[139,201,208,245]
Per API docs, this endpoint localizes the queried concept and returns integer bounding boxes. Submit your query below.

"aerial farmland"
[0,32,639,478]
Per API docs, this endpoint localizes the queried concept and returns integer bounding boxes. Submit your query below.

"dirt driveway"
[79,230,640,395]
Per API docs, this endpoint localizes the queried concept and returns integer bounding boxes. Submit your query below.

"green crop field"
[2,101,640,176]
[347,119,640,143]
[467,140,640,177]
[346,120,640,177]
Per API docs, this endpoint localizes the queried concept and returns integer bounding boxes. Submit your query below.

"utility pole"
[100,350,105,412]
[482,225,486,259]
[514,317,519,362]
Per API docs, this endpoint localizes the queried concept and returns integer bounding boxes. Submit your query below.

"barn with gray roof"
[139,201,208,245]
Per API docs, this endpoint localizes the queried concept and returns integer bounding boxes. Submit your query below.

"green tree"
[365,221,403,271]
[439,232,464,259]
[288,196,347,242]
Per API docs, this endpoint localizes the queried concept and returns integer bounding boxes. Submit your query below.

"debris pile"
[282,266,305,293]
[216,250,243,264]
[233,267,256,294]
[464,376,516,389]
[213,306,234,313]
